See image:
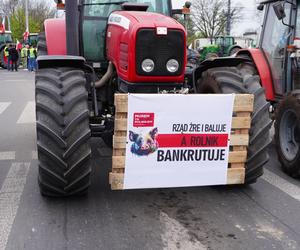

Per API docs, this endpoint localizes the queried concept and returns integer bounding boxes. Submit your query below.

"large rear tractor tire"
[35,67,92,196]
[37,32,48,56]
[275,91,300,177]
[196,66,272,184]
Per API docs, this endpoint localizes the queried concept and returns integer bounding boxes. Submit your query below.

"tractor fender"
[192,57,248,91]
[236,49,275,101]
[37,55,85,69]
[44,19,67,55]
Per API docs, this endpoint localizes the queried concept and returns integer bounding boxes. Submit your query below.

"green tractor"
[200,36,242,61]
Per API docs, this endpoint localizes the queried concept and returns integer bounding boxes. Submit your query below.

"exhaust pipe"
[65,0,79,56]
[95,62,114,88]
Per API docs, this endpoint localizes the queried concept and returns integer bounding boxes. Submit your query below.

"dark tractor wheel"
[196,66,272,184]
[35,67,92,196]
[37,32,48,56]
[275,92,300,177]
[229,47,241,56]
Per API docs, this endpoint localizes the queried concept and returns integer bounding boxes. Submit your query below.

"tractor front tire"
[275,92,300,177]
[196,66,272,184]
[36,67,92,196]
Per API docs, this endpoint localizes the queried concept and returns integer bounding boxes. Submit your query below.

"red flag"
[0,17,5,33]
[16,40,22,50]
[23,30,29,41]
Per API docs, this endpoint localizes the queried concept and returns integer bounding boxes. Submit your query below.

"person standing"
[21,45,28,70]
[9,45,19,72]
[6,44,12,71]
[28,45,37,72]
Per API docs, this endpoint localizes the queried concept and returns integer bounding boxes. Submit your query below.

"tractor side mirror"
[273,2,286,20]
[257,4,264,11]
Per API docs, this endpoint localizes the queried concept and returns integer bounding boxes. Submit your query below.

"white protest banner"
[124,94,235,189]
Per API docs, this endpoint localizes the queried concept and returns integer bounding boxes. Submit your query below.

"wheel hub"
[280,109,300,161]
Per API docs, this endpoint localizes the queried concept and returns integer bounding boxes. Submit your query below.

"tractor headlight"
[166,59,179,73]
[142,59,155,73]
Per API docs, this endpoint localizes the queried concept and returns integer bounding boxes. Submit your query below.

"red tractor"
[36,0,271,196]
[233,0,300,178]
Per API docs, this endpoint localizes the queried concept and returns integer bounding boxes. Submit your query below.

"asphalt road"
[0,69,300,250]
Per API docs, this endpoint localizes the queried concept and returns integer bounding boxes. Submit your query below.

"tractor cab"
[258,0,300,95]
[214,36,241,56]
[0,32,12,45]
[215,36,235,48]
[81,0,172,64]
[0,23,12,45]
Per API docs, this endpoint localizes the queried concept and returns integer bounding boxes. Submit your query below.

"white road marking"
[0,162,30,250]
[17,101,35,124]
[0,152,15,161]
[262,169,300,202]
[160,211,206,250]
[0,102,11,115]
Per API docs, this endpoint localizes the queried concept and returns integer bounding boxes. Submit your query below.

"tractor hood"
[106,11,186,84]
[108,10,184,33]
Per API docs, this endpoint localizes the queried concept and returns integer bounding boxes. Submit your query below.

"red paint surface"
[157,134,229,148]
[133,113,155,127]
[237,49,275,101]
[44,19,67,55]
[106,11,186,83]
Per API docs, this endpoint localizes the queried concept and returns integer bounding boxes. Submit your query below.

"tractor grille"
[136,28,185,76]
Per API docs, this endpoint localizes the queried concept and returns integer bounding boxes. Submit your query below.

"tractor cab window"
[215,37,234,47]
[224,37,234,46]
[261,2,292,95]
[84,0,122,17]
[84,0,170,17]
[0,34,12,43]
[295,2,300,38]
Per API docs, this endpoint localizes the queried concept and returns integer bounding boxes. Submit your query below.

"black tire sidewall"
[275,94,300,176]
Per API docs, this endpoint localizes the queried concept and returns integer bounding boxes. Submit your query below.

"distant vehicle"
[189,38,211,51]
[200,36,242,60]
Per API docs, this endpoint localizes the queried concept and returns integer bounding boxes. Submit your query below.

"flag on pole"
[0,18,5,33]
[23,29,29,41]
[16,40,22,50]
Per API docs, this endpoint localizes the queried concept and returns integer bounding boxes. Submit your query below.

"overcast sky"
[173,0,261,36]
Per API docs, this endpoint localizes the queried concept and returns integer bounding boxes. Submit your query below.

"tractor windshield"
[296,2,300,38]
[0,33,12,44]
[83,0,170,16]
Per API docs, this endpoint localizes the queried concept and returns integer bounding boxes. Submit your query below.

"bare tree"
[0,0,19,15]
[191,0,242,42]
